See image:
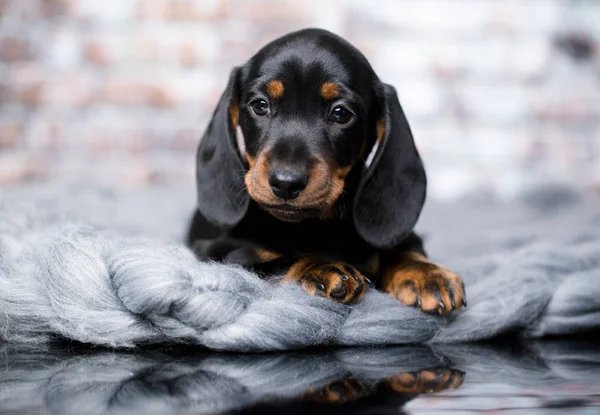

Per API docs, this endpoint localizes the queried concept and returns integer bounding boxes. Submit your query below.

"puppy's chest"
[231,213,378,272]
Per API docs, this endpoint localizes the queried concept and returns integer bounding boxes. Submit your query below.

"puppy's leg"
[282,258,368,304]
[379,234,466,315]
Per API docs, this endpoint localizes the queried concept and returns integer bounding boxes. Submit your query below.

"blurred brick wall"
[0,0,599,199]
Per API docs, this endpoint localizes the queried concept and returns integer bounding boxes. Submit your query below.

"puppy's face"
[234,32,380,222]
[196,28,425,248]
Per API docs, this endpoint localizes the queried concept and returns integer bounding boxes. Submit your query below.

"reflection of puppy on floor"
[3,342,599,414]
[0,345,463,414]
[295,367,464,412]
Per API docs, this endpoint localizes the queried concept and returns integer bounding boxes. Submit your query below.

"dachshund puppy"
[187,28,466,315]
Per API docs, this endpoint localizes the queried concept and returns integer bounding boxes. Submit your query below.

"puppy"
[187,28,465,315]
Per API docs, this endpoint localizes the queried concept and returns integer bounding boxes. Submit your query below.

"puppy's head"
[196,29,426,248]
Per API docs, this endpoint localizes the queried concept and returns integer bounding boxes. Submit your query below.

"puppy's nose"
[268,169,308,200]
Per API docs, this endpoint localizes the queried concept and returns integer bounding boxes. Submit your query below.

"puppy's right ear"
[195,67,248,228]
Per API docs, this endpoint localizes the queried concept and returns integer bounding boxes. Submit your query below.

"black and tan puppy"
[187,28,466,315]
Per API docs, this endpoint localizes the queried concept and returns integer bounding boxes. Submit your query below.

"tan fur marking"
[254,248,282,263]
[323,165,352,210]
[335,165,353,178]
[376,117,385,143]
[229,104,239,127]
[266,80,284,99]
[246,153,256,169]
[282,258,315,283]
[283,258,368,304]
[396,284,418,306]
[403,252,428,263]
[379,249,466,315]
[320,82,339,100]
[244,153,271,202]
[245,152,351,220]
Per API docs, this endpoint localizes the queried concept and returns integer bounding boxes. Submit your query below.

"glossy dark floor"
[1,339,599,415]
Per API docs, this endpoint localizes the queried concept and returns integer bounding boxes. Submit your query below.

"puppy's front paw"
[283,259,368,304]
[382,254,466,315]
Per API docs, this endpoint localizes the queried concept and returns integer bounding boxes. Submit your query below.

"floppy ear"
[195,67,248,228]
[353,83,427,249]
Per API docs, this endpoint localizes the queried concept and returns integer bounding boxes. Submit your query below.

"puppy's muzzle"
[268,168,309,200]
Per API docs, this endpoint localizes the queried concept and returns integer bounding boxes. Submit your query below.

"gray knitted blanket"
[1,182,599,351]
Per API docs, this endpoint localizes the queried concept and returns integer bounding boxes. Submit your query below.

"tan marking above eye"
[266,80,284,99]
[320,82,339,100]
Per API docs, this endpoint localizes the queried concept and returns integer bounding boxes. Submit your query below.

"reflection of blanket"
[1,182,599,351]
[0,341,598,414]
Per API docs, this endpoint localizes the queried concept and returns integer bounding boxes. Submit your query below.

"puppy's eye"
[329,106,353,124]
[250,99,270,116]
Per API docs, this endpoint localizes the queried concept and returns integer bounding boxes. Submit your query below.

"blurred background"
[0,0,599,200]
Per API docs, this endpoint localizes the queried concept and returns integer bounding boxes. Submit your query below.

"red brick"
[179,42,197,67]
[136,0,227,20]
[163,0,227,20]
[83,40,109,66]
[164,0,194,20]
[102,83,141,106]
[17,82,44,107]
[135,0,161,19]
[40,0,72,17]
[228,0,309,23]
[0,124,22,149]
[0,37,30,62]
[42,74,97,108]
[147,85,176,107]
[103,82,176,107]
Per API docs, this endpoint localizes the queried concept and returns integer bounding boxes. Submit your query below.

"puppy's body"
[187,29,465,314]
[188,199,424,273]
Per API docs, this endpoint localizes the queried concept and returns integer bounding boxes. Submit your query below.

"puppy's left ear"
[195,67,249,228]
[353,83,427,248]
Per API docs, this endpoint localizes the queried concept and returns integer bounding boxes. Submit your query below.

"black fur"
[195,67,248,227]
[187,28,427,276]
